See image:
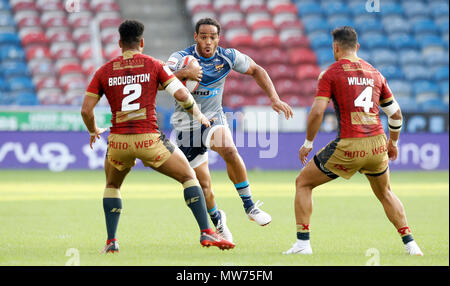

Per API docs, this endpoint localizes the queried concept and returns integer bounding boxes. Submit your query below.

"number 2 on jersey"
[122,83,142,111]
[354,86,373,113]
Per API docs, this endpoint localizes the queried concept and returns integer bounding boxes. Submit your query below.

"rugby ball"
[177,55,200,93]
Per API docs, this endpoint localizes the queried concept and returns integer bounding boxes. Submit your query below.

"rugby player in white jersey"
[166,18,294,242]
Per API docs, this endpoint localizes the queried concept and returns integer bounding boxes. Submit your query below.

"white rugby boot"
[404,241,424,256]
[246,200,272,226]
[282,240,313,255]
[216,209,233,243]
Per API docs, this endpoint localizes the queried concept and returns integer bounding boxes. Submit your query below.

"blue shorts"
[176,113,227,168]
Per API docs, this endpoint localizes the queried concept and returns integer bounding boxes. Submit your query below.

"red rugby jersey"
[315,58,394,139]
[86,50,175,134]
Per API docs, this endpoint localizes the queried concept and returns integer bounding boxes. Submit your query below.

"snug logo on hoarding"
[0,142,76,172]
[82,137,108,169]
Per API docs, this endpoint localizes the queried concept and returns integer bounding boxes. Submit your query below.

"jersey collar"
[122,50,140,60]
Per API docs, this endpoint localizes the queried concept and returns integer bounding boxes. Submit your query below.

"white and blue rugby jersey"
[167,44,251,131]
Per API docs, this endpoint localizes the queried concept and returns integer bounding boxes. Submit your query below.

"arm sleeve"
[166,51,186,71]
[315,69,332,101]
[379,76,395,106]
[157,61,177,88]
[230,48,251,74]
[86,68,104,98]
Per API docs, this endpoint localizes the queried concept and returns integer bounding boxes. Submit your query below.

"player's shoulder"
[318,62,339,80]
[358,58,378,71]
[181,45,196,56]
[168,46,194,60]
[93,57,117,77]
[217,46,236,61]
[359,58,386,80]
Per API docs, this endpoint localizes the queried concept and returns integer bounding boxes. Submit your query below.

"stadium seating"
[0,0,122,105]
[185,0,449,110]
[187,0,322,107]
[1,0,448,112]
[290,0,449,111]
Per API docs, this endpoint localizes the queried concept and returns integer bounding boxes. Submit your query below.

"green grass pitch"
[0,169,448,266]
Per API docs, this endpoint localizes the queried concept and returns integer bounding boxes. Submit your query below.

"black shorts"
[176,115,227,168]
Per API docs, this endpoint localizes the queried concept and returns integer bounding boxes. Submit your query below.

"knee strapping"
[104,188,121,199]
[182,179,200,189]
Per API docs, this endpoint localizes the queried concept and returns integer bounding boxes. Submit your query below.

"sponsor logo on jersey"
[215,64,224,72]
[113,59,144,70]
[351,112,378,125]
[193,87,221,98]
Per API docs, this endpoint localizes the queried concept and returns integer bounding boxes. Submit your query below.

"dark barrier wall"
[0,131,448,172]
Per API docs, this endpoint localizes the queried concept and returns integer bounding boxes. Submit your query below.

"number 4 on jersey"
[354,86,373,113]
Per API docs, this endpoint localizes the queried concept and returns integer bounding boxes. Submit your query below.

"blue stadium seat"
[437,19,449,34]
[359,32,390,49]
[296,2,323,17]
[371,49,397,65]
[430,1,449,18]
[315,47,334,65]
[327,16,355,30]
[417,34,444,49]
[413,80,440,98]
[379,2,404,16]
[0,13,15,27]
[408,16,433,27]
[403,1,430,18]
[403,64,432,81]
[382,16,411,34]
[389,34,419,50]
[13,92,39,106]
[321,2,349,17]
[0,77,8,91]
[439,81,449,97]
[395,96,419,112]
[0,45,26,61]
[0,32,21,45]
[421,98,448,112]
[0,92,15,105]
[0,0,11,10]
[434,66,449,82]
[424,50,449,66]
[399,49,424,65]
[300,14,322,25]
[309,32,332,49]
[412,19,439,35]
[378,65,404,80]
[348,1,368,15]
[1,61,30,77]
[7,77,34,92]
[355,16,382,34]
[388,79,413,98]
[303,17,329,33]
[357,49,371,62]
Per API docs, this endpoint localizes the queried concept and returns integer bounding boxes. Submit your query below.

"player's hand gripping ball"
[176,55,200,93]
